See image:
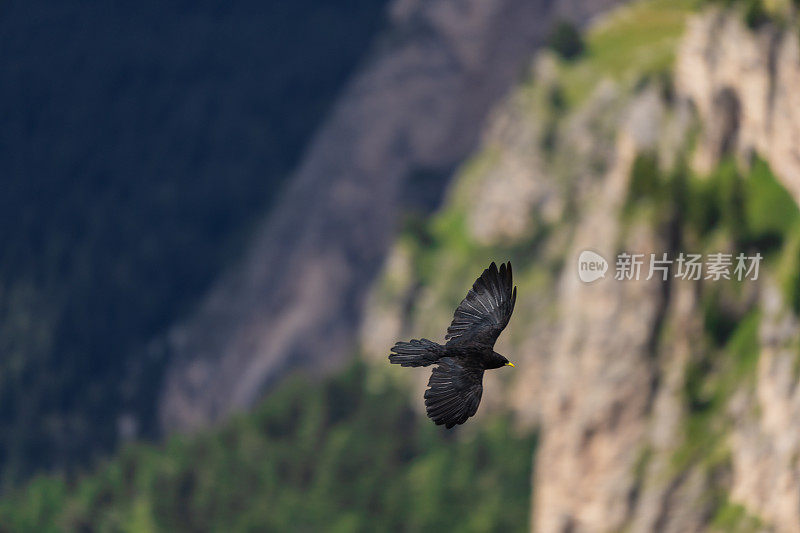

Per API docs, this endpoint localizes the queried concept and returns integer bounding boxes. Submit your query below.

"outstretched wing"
[424,357,483,428]
[445,261,516,348]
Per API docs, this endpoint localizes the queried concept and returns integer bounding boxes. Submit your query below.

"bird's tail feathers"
[389,338,444,367]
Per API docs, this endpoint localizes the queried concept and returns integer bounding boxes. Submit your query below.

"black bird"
[389,261,517,428]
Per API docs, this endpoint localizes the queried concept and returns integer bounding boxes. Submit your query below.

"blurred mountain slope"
[0,0,388,487]
[7,2,800,532]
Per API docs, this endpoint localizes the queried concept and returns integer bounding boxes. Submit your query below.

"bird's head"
[489,351,515,370]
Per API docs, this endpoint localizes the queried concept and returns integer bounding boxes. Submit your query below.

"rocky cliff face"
[361,3,800,531]
[158,0,622,432]
[678,9,800,531]
[677,8,800,197]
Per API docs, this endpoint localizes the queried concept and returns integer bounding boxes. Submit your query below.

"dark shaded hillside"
[0,0,388,488]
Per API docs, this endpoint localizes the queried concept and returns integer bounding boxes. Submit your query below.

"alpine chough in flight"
[389,261,517,428]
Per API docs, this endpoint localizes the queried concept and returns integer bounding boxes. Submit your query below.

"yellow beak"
[505,362,515,367]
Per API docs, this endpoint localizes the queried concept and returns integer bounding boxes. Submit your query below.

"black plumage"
[389,261,517,428]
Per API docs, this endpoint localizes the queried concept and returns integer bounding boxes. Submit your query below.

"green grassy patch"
[711,498,764,532]
[556,0,697,106]
[742,158,800,250]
